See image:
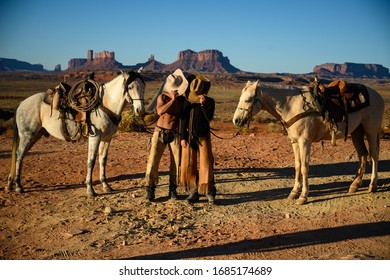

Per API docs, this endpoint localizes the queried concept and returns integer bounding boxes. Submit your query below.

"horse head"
[122,69,145,116]
[233,80,261,127]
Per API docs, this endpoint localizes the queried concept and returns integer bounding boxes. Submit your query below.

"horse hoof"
[296,197,308,205]
[287,191,299,200]
[368,185,377,193]
[86,190,96,198]
[348,186,358,193]
[103,186,113,193]
[15,187,24,194]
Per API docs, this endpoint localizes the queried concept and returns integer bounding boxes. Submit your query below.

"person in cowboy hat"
[144,69,188,201]
[179,73,217,205]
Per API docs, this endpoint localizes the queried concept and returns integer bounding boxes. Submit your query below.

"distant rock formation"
[314,62,389,78]
[66,49,240,73]
[164,49,240,73]
[132,54,166,71]
[0,58,44,71]
[54,64,62,72]
[67,50,124,71]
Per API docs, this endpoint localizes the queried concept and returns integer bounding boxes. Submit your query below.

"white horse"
[6,70,145,197]
[233,80,384,205]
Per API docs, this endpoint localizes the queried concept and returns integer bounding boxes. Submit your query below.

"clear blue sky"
[1,0,389,73]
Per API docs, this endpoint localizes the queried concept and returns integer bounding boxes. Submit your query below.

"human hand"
[181,139,188,148]
[199,95,206,105]
[169,90,178,98]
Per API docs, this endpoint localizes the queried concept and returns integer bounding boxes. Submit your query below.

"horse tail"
[9,109,20,182]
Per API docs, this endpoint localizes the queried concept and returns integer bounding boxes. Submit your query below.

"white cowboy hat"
[163,69,188,95]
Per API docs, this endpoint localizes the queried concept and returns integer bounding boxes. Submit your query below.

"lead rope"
[200,105,242,140]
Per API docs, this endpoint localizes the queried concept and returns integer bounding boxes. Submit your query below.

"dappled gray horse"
[233,80,384,205]
[7,70,145,197]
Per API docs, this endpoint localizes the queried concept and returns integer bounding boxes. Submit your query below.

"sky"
[0,0,389,73]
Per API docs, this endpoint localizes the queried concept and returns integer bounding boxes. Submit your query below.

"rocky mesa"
[66,49,240,73]
[67,50,124,71]
[162,49,240,73]
[313,62,389,78]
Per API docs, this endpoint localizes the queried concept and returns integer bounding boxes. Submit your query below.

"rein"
[200,105,241,140]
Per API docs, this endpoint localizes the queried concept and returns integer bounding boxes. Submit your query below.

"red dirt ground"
[0,122,389,260]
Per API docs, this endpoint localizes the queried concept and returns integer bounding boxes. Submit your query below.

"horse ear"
[137,67,144,73]
[246,80,251,86]
[117,69,125,76]
[255,80,260,86]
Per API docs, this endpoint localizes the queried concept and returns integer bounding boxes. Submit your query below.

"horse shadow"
[213,159,390,205]
[0,150,55,159]
[122,221,390,260]
[13,160,390,202]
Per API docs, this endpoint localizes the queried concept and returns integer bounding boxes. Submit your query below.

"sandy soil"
[0,122,389,260]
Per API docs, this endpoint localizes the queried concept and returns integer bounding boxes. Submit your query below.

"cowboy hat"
[186,73,211,103]
[163,69,188,95]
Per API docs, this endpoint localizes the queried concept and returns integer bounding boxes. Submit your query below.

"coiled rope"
[67,79,100,112]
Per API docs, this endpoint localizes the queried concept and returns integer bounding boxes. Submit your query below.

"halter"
[122,71,145,105]
[236,86,262,122]
[237,84,321,130]
[97,72,145,126]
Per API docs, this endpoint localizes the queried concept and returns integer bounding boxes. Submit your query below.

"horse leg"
[296,139,311,205]
[13,132,43,193]
[98,140,113,193]
[85,137,100,197]
[288,141,302,200]
[367,132,380,192]
[349,125,368,193]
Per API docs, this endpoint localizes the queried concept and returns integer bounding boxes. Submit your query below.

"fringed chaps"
[180,136,215,195]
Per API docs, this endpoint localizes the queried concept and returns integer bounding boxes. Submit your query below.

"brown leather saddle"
[45,76,99,141]
[310,79,370,123]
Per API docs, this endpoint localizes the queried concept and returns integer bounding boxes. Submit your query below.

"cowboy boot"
[206,188,217,205]
[168,184,178,200]
[186,189,199,203]
[206,194,216,205]
[145,186,155,202]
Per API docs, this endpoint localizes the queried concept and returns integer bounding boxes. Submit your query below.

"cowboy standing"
[144,69,188,201]
[180,73,216,204]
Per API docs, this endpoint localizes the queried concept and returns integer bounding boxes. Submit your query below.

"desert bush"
[253,111,277,123]
[267,122,286,134]
[118,111,147,132]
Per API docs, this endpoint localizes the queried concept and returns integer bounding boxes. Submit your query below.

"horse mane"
[258,83,298,91]
[127,70,145,85]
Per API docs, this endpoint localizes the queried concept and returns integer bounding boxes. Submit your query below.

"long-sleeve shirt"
[180,97,215,141]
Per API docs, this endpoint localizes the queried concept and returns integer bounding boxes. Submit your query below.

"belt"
[156,126,178,133]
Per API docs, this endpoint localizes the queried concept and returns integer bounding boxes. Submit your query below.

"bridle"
[122,72,145,106]
[236,86,262,125]
[98,72,145,126]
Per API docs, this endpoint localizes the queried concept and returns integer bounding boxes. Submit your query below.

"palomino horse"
[233,80,384,205]
[6,70,145,197]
